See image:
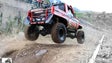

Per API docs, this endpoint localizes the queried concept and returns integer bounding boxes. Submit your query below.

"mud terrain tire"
[24,25,39,41]
[76,30,85,44]
[51,23,67,43]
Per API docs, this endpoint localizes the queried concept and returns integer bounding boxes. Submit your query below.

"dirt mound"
[0,24,103,63]
[6,44,76,63]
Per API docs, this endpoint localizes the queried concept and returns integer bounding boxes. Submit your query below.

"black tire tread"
[77,29,85,44]
[51,23,66,43]
[24,25,39,41]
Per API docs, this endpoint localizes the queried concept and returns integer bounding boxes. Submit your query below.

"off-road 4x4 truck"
[24,0,85,44]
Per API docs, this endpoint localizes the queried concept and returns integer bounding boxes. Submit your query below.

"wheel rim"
[77,31,85,44]
[81,34,85,42]
[58,28,65,41]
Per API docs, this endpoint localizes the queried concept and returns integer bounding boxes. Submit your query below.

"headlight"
[42,18,45,20]
[33,19,35,21]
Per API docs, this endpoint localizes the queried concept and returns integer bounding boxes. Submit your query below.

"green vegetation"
[75,11,84,18]
[17,0,32,3]
[0,12,3,26]
[75,11,94,22]
[0,12,25,36]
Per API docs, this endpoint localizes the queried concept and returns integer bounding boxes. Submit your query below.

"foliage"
[0,12,3,26]
[17,0,32,3]
[75,11,94,22]
[75,11,84,18]
[0,12,25,36]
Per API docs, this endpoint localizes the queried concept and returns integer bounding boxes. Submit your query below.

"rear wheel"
[51,23,67,43]
[24,25,39,41]
[76,30,85,44]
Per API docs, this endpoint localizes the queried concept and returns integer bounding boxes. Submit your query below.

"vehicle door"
[67,7,79,29]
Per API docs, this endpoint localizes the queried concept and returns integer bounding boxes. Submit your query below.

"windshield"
[49,0,61,5]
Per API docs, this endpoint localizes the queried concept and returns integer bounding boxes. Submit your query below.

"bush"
[17,0,32,4]
[0,12,3,26]
[0,12,25,36]
[75,12,84,18]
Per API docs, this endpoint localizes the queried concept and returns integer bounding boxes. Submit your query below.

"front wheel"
[76,29,85,44]
[51,23,67,43]
[24,25,39,41]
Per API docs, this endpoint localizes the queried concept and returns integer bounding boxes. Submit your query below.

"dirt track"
[0,25,103,63]
[0,0,112,63]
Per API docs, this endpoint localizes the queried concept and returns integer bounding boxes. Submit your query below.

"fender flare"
[24,17,30,26]
[45,14,54,24]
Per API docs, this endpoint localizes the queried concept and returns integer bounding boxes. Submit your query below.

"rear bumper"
[25,14,53,25]
[24,17,45,25]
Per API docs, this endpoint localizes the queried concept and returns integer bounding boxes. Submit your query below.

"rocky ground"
[95,33,112,63]
[0,0,112,63]
[82,12,112,63]
[0,25,103,63]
